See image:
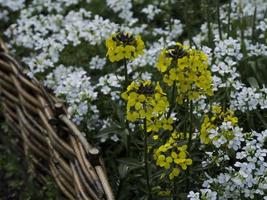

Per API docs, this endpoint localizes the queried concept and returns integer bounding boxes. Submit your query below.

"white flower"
[89,56,106,70]
[230,86,267,112]
[142,4,161,20]
[44,65,98,126]
[200,189,217,200]
[187,191,200,200]
[111,134,119,142]
[106,0,135,23]
[101,85,111,95]
[97,74,123,99]
[0,0,25,11]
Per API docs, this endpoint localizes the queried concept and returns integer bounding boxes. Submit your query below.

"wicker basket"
[0,38,114,200]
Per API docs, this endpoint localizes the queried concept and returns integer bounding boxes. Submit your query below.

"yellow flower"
[126,111,139,122]
[162,117,173,131]
[177,56,189,70]
[171,153,177,161]
[106,32,145,62]
[135,35,145,55]
[113,45,135,60]
[121,80,170,123]
[154,135,192,180]
[157,42,214,103]
[212,105,222,114]
[153,135,159,140]
[156,51,172,72]
[147,119,162,132]
[105,37,116,49]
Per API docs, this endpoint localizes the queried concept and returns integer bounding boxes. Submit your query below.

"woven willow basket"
[0,38,114,200]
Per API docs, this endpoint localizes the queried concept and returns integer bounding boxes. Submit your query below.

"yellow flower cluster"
[156,42,213,103]
[153,132,192,180]
[147,117,173,133]
[121,80,169,122]
[105,32,145,62]
[200,105,238,144]
[153,131,189,142]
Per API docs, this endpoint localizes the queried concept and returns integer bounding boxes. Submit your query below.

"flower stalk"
[123,58,128,89]
[168,81,176,118]
[216,0,222,40]
[143,118,152,199]
[123,58,131,156]
[188,100,193,148]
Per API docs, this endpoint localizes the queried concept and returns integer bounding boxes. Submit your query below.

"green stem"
[168,82,176,118]
[264,9,267,45]
[227,0,231,38]
[252,6,257,44]
[143,118,152,199]
[216,0,222,40]
[239,5,246,53]
[187,100,193,148]
[184,1,193,46]
[206,0,213,48]
[183,99,189,139]
[172,178,177,200]
[123,58,130,156]
[168,0,172,33]
[126,121,130,156]
[124,59,128,89]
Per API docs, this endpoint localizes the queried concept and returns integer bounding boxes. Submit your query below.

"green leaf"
[117,158,143,169]
[247,77,259,88]
[117,164,130,179]
[95,127,121,139]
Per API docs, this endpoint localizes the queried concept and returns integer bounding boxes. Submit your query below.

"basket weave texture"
[0,39,114,200]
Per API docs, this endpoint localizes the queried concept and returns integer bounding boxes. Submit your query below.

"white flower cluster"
[0,0,25,21]
[106,0,135,23]
[97,73,124,100]
[142,4,161,21]
[230,86,267,112]
[5,8,118,75]
[207,123,244,150]
[89,56,107,70]
[219,0,267,26]
[257,18,267,32]
[189,0,267,118]
[0,10,8,21]
[152,19,183,41]
[189,130,267,200]
[192,96,210,117]
[63,11,118,45]
[167,19,184,41]
[190,0,267,100]
[27,0,84,14]
[214,37,243,60]
[44,65,98,125]
[188,189,217,200]
[245,40,267,57]
[211,37,242,90]
[0,0,25,11]
[0,0,87,21]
